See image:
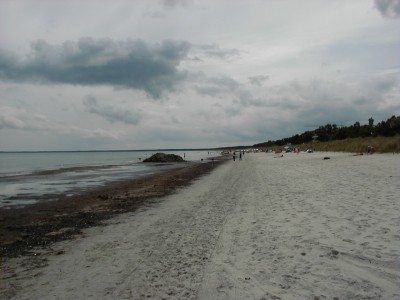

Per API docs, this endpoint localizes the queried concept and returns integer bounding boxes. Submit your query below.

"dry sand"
[1,152,399,299]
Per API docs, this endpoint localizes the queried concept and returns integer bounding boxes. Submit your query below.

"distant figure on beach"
[367,145,376,155]
[233,153,236,161]
[396,138,400,154]
[239,152,242,160]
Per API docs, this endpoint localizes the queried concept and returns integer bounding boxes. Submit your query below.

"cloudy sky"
[1,0,399,151]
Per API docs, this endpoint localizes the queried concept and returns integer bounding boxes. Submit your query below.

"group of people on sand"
[233,150,245,161]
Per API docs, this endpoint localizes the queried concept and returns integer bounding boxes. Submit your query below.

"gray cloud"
[193,76,239,97]
[162,0,191,8]
[195,75,400,140]
[0,105,122,141]
[83,95,141,125]
[0,38,190,99]
[374,0,400,18]
[0,106,124,146]
[194,75,269,109]
[194,72,400,129]
[196,44,241,59]
[248,75,269,86]
[272,78,400,130]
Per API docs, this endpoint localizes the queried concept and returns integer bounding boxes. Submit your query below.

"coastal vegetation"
[254,115,400,153]
[292,136,399,153]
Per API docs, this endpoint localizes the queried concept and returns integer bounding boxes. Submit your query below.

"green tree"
[368,117,374,127]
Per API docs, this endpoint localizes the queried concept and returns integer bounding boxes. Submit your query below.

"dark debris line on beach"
[0,158,227,259]
[1,212,104,258]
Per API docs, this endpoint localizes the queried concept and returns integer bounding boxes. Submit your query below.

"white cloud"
[0,105,124,143]
[0,106,50,130]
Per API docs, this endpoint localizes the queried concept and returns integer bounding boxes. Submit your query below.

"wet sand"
[1,152,399,299]
[0,159,225,258]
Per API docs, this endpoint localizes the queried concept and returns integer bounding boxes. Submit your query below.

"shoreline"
[0,157,228,259]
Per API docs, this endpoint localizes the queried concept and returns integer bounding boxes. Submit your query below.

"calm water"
[0,150,218,208]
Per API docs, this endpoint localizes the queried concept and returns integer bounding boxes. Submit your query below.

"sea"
[0,150,219,209]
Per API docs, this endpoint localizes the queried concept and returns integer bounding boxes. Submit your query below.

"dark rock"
[331,249,339,256]
[143,153,185,163]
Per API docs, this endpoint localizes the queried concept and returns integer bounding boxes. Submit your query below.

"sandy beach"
[1,152,399,299]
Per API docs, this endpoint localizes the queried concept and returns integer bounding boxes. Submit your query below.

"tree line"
[254,115,400,147]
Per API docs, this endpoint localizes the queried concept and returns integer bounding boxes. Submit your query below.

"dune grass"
[293,136,400,153]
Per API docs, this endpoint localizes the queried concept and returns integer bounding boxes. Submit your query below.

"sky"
[0,0,399,151]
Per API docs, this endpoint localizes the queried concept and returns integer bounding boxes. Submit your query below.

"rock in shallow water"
[143,153,185,163]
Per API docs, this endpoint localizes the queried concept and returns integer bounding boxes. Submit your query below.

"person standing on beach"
[233,153,236,161]
[239,152,242,160]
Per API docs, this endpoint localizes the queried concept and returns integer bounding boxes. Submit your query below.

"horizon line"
[0,146,251,153]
